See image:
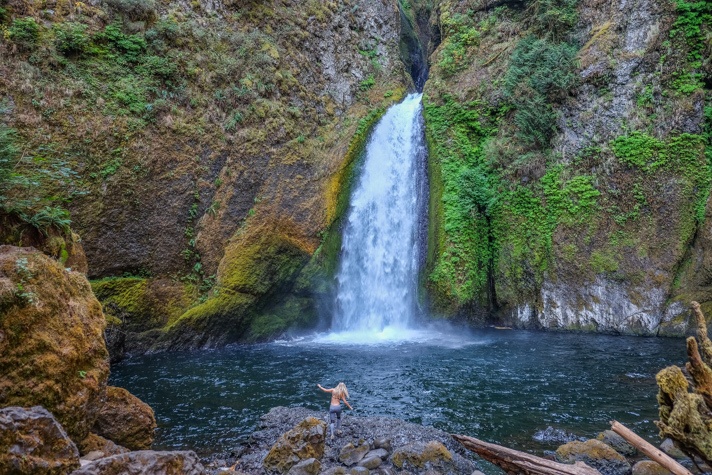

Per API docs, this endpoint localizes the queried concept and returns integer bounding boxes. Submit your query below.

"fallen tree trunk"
[452,434,601,475]
[610,421,693,475]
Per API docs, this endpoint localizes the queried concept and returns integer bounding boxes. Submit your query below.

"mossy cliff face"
[423,0,711,333]
[1,1,408,348]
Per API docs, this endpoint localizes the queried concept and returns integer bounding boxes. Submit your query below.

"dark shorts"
[329,404,341,423]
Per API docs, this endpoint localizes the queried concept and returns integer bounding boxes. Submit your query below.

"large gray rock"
[358,456,383,470]
[69,450,205,475]
[556,439,631,475]
[0,406,80,475]
[339,442,371,466]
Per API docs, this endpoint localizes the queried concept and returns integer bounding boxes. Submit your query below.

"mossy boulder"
[0,245,109,442]
[391,441,456,474]
[556,439,631,475]
[263,417,327,474]
[93,386,156,451]
[0,406,80,475]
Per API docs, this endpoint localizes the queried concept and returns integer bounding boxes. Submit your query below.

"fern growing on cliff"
[503,36,578,147]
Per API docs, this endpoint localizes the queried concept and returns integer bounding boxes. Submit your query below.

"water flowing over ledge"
[332,93,428,337]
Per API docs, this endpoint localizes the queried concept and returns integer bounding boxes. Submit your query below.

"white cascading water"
[330,93,428,339]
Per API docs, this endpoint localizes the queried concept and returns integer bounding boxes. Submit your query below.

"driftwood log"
[452,434,601,475]
[656,301,712,466]
[609,421,692,475]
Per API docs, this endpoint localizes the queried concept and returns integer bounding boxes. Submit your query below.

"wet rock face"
[69,450,205,475]
[556,439,632,475]
[93,386,157,451]
[0,246,110,442]
[0,406,80,475]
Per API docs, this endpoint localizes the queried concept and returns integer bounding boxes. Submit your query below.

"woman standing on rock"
[317,382,353,439]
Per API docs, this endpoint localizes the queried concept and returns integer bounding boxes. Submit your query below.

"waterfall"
[332,93,428,334]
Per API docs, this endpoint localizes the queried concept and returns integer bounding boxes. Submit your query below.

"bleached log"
[609,421,693,475]
[452,434,601,475]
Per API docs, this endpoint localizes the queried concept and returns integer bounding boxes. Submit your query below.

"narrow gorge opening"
[397,0,439,91]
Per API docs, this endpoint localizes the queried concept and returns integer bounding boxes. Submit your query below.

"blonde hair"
[334,382,349,400]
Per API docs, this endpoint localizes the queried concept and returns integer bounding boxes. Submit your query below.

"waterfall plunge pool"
[110,329,683,456]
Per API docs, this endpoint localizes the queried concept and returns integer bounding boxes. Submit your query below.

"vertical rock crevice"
[398,1,440,91]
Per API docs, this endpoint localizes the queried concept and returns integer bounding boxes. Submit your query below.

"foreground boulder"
[70,450,205,475]
[391,441,457,474]
[556,439,631,475]
[0,406,80,474]
[0,246,109,442]
[263,417,326,473]
[93,386,156,450]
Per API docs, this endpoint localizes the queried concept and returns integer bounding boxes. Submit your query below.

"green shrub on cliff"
[7,17,39,51]
[54,22,89,57]
[0,109,77,236]
[503,36,579,147]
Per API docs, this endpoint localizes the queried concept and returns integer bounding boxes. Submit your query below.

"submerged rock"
[93,386,156,451]
[556,439,631,475]
[0,406,80,475]
[69,450,205,475]
[0,246,109,442]
[533,426,585,444]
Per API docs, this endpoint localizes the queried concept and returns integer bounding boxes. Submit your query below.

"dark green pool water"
[110,328,684,455]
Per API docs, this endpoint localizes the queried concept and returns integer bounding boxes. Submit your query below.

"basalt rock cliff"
[422,0,711,334]
[1,0,711,351]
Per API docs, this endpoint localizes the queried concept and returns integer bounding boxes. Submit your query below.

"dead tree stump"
[656,301,712,466]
